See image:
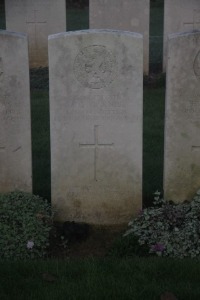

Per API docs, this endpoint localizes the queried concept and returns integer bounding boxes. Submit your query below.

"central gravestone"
[49,30,143,225]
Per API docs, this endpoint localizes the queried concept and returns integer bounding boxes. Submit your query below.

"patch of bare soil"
[48,223,127,259]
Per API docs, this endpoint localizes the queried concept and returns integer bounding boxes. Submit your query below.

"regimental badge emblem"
[74,45,117,89]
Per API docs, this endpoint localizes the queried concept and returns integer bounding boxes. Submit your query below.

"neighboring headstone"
[164,31,200,202]
[163,0,200,71]
[89,0,149,75]
[0,30,32,193]
[5,0,66,68]
[49,30,143,225]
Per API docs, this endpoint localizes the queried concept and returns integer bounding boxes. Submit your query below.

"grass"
[0,0,5,29]
[143,85,165,206]
[150,0,164,72]
[66,8,89,31]
[31,90,50,201]
[0,257,200,300]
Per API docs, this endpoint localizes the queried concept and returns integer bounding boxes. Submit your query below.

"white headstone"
[163,0,200,71]
[49,30,143,225]
[0,30,32,192]
[89,0,149,75]
[5,0,66,68]
[164,31,200,202]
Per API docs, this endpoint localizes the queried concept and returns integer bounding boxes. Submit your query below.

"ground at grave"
[48,223,127,259]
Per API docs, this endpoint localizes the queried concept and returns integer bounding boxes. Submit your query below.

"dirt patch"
[48,223,127,259]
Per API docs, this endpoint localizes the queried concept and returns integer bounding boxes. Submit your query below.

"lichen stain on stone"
[73,199,81,208]
[181,132,188,138]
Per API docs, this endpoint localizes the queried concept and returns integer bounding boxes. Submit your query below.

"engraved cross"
[26,10,47,26]
[79,125,114,181]
[26,10,47,52]
[183,9,200,31]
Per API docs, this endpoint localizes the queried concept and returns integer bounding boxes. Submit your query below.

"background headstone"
[5,0,66,68]
[164,31,200,202]
[0,30,32,192]
[163,0,200,71]
[89,0,149,75]
[49,29,143,225]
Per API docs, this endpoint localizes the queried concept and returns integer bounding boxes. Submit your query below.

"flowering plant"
[124,190,200,258]
[27,240,34,250]
[0,191,53,260]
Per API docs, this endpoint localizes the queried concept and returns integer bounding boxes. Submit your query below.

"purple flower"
[27,240,34,250]
[151,243,165,253]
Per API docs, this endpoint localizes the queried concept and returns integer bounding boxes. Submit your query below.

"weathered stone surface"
[163,0,200,71]
[49,30,143,225]
[0,30,32,193]
[164,31,200,202]
[89,0,149,75]
[5,0,66,68]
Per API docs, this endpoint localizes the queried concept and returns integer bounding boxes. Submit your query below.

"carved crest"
[73,45,117,89]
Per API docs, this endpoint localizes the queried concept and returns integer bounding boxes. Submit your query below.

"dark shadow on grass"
[143,75,165,207]
[30,68,51,201]
[0,0,5,29]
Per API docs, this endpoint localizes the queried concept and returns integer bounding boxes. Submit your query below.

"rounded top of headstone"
[48,29,143,41]
[169,30,200,40]
[0,30,27,39]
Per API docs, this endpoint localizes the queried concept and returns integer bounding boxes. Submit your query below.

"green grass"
[0,257,200,300]
[0,0,5,29]
[150,1,164,37]
[67,8,89,31]
[143,85,165,206]
[150,0,164,71]
[31,90,50,201]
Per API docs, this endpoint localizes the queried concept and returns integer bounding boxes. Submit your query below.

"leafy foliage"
[124,190,200,258]
[0,191,53,260]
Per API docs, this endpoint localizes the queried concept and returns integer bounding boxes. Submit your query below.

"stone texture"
[49,29,143,225]
[164,31,200,202]
[163,0,200,71]
[5,0,66,68]
[89,0,149,75]
[0,30,32,193]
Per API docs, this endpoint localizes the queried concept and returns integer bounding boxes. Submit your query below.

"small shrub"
[124,190,200,258]
[0,191,53,260]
